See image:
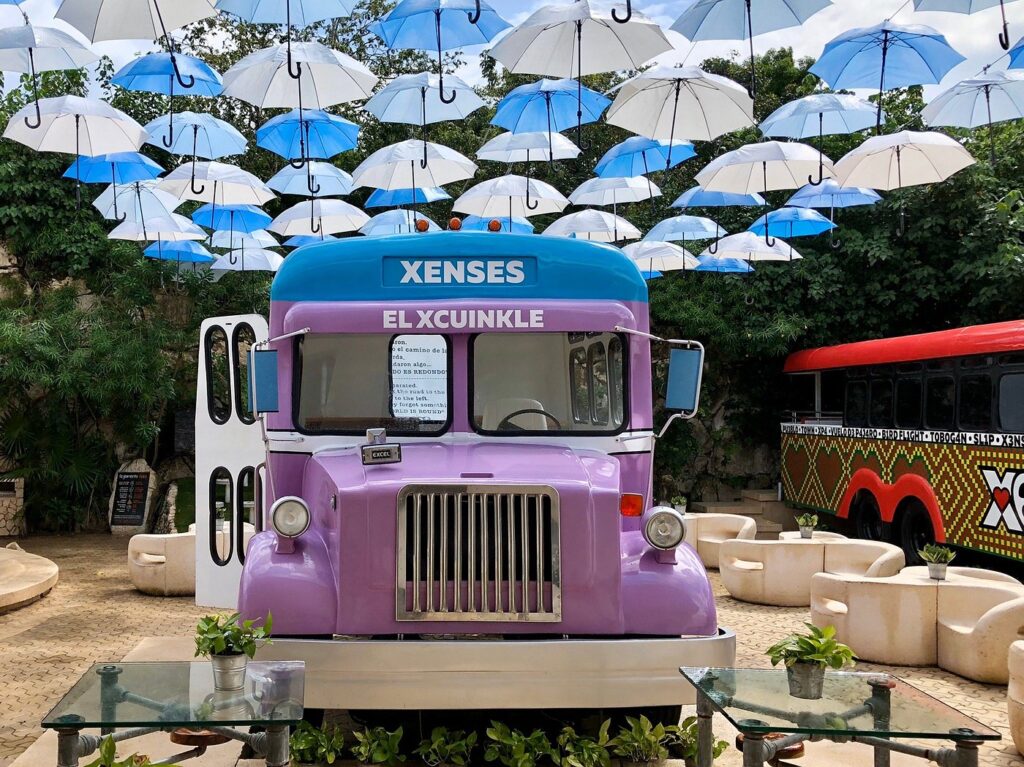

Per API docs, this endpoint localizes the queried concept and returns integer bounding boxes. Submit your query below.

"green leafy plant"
[290,720,347,765]
[919,544,956,564]
[607,716,678,764]
[795,513,818,528]
[194,612,272,658]
[670,496,687,508]
[766,623,855,670]
[556,722,611,767]
[668,717,728,764]
[484,722,557,767]
[414,727,477,767]
[83,736,155,767]
[351,726,405,767]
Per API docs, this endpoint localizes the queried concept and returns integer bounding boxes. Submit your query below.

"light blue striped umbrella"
[268,161,354,197]
[694,255,754,273]
[285,233,339,247]
[144,240,214,263]
[786,179,881,209]
[748,206,836,238]
[646,214,724,242]
[256,108,359,162]
[365,186,450,208]
[595,137,696,177]
[492,78,610,156]
[144,112,247,159]
[672,186,765,209]
[192,203,271,233]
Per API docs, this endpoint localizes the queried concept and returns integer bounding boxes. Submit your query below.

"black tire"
[899,501,934,565]
[853,493,885,541]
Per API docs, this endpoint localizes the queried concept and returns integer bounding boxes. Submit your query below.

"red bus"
[781,320,1024,563]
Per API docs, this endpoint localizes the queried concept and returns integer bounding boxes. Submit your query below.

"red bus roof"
[784,320,1024,373]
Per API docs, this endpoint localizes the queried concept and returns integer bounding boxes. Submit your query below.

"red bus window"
[846,381,868,427]
[958,374,992,432]
[895,378,922,429]
[1000,374,1024,433]
[869,379,894,428]
[925,377,955,431]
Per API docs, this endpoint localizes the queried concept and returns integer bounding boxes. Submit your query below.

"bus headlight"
[641,506,686,551]
[270,496,310,538]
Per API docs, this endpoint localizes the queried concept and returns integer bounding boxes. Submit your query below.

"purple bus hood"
[240,441,717,638]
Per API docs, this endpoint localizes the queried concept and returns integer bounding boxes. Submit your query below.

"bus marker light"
[620,494,644,517]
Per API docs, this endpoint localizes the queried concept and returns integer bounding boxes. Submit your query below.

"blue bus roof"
[271,232,649,303]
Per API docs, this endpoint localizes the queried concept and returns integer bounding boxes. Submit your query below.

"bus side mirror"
[665,345,704,417]
[248,348,279,414]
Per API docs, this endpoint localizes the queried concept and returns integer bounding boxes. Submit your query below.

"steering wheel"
[496,408,562,432]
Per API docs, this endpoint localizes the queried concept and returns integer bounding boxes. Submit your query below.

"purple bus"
[199,231,734,714]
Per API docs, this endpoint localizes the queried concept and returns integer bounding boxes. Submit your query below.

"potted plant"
[765,623,855,701]
[919,543,956,580]
[83,736,153,767]
[556,722,611,767]
[669,717,728,767]
[414,727,477,767]
[291,720,347,765]
[484,722,556,767]
[670,496,688,515]
[352,726,406,767]
[795,513,818,539]
[607,716,677,767]
[194,612,272,691]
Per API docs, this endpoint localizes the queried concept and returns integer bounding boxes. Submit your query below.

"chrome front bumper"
[255,629,736,710]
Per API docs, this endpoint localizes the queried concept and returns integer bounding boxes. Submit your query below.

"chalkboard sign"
[111,471,150,527]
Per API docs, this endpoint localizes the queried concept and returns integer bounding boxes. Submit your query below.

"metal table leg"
[56,728,81,767]
[952,731,982,767]
[868,676,894,767]
[263,725,289,767]
[741,730,766,767]
[696,693,715,767]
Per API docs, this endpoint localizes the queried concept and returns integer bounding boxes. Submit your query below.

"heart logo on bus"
[993,487,1012,512]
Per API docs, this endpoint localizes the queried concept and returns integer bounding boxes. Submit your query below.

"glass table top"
[42,662,304,729]
[680,668,1000,741]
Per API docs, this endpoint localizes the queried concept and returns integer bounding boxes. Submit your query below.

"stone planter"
[927,562,948,581]
[786,662,825,700]
[211,653,248,691]
[799,526,814,539]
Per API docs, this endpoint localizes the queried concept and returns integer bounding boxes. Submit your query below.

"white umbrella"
[56,0,216,42]
[605,66,753,163]
[108,213,206,242]
[93,180,181,221]
[352,139,477,190]
[364,71,484,125]
[698,231,802,262]
[622,241,700,272]
[159,161,275,205]
[645,214,724,242]
[210,229,279,249]
[453,175,568,222]
[269,198,369,236]
[569,176,660,207]
[696,140,835,193]
[922,71,1024,163]
[267,161,354,197]
[212,248,283,272]
[222,41,378,109]
[834,131,977,190]
[360,209,441,236]
[543,209,641,242]
[476,131,581,163]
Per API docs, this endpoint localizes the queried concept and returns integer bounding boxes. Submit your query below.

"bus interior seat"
[482,398,549,431]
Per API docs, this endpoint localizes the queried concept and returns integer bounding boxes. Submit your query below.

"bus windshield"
[296,333,450,434]
[473,332,626,434]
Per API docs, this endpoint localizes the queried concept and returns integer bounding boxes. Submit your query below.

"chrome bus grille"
[396,484,561,622]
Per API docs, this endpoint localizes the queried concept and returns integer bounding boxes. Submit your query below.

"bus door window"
[869,371,894,428]
[999,373,1024,433]
[570,347,590,424]
[845,376,868,428]
[820,370,845,422]
[588,343,610,426]
[925,376,956,431]
[608,338,625,426]
[786,373,816,421]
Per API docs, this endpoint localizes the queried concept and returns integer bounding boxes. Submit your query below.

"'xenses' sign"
[383,309,545,330]
[382,256,537,286]
[981,466,1024,533]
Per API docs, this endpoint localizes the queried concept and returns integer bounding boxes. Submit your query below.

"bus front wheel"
[898,500,935,565]
[852,493,885,541]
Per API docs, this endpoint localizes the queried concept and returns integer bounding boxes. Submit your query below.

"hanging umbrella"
[622,241,700,273]
[0,24,98,130]
[269,198,369,236]
[605,66,753,167]
[256,108,359,164]
[786,178,880,246]
[212,248,284,272]
[699,231,801,261]
[492,78,610,156]
[922,70,1024,163]
[62,152,163,219]
[1010,34,1024,67]
[671,0,832,99]
[285,233,339,247]
[145,111,247,163]
[477,131,581,164]
[112,52,222,148]
[365,186,450,208]
[93,180,181,222]
[210,228,279,249]
[543,209,641,243]
[268,161,354,196]
[596,137,695,177]
[361,209,441,236]
[696,140,834,193]
[453,174,568,230]
[144,240,214,263]
[748,207,836,242]
[645,214,725,242]
[352,139,477,191]
[370,0,509,103]
[192,203,271,232]
[809,21,966,132]
[109,212,207,241]
[569,176,661,209]
[490,0,669,143]
[364,71,483,166]
[914,0,1019,50]
[695,255,755,273]
[461,215,534,233]
[159,161,275,205]
[3,95,147,207]
[672,185,765,208]
[760,93,880,184]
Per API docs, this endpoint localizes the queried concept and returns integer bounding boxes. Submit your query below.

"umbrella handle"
[765,231,776,247]
[24,51,41,129]
[611,0,632,23]
[190,169,206,196]
[229,251,238,265]
[162,110,175,149]
[289,156,307,169]
[830,231,842,249]
[169,53,195,89]
[420,139,429,169]
[896,205,906,238]
[436,11,457,104]
[306,172,320,195]
[438,71,457,104]
[24,98,41,129]
[1000,0,1011,49]
[707,237,720,255]
[467,0,481,24]
[311,212,322,234]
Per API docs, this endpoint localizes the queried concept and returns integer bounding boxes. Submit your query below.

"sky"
[0,0,1017,101]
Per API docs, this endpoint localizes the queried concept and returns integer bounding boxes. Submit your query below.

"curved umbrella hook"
[829,205,840,249]
[162,80,175,148]
[189,126,205,194]
[436,11,457,104]
[574,22,590,150]
[896,205,907,238]
[611,0,632,23]
[153,1,194,88]
[1000,0,1011,50]
[306,169,320,195]
[467,0,481,24]
[761,162,775,245]
[168,52,195,89]
[808,114,824,186]
[23,49,42,129]
[289,115,308,169]
[525,160,539,211]
[286,0,302,80]
[112,179,127,221]
[421,139,430,169]
[311,210,322,234]
[229,250,238,265]
[707,236,720,255]
[419,89,430,168]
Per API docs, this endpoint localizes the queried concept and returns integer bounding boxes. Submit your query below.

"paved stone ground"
[0,535,1021,767]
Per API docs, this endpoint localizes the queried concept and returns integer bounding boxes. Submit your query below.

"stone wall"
[0,478,26,537]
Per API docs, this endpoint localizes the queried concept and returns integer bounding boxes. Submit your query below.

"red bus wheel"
[898,499,935,565]
[852,491,885,541]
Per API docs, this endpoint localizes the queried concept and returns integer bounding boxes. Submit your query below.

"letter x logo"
[980,467,1024,533]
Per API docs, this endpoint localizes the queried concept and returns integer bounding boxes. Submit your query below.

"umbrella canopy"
[285,233,339,247]
[352,139,477,190]
[476,131,581,163]
[695,255,755,273]
[786,179,881,209]
[748,206,836,238]
[361,209,441,236]
[543,209,641,243]
[269,198,369,236]
[622,241,700,272]
[922,70,1024,162]
[461,215,534,233]
[645,214,724,242]
[365,186,450,207]
[222,41,378,109]
[210,228,279,249]
[493,78,610,135]
[144,240,214,262]
[55,0,216,43]
[111,51,222,96]
[913,0,1019,50]
[809,21,966,130]
[144,111,247,158]
[671,0,832,99]
[212,248,284,272]
[62,152,163,184]
[760,93,880,138]
[109,212,207,241]
[672,186,765,208]
[605,66,753,161]
[93,180,180,221]
[834,130,977,191]
[192,203,271,232]
[256,108,359,162]
[1011,34,1024,67]
[268,161,354,197]
[215,0,355,26]
[595,137,696,178]
[696,140,834,193]
[699,231,801,261]
[364,71,484,125]
[569,175,660,206]
[159,161,275,204]
[453,174,568,219]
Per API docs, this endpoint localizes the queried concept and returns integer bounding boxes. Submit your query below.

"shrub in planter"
[795,513,818,539]
[194,612,272,690]
[556,721,611,767]
[670,496,687,514]
[352,727,406,767]
[919,544,956,580]
[414,727,477,767]
[669,717,728,767]
[484,722,557,767]
[766,623,855,700]
[607,716,677,765]
[291,720,347,765]
[83,735,152,767]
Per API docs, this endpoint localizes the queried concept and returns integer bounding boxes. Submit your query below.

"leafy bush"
[607,716,677,763]
[919,544,956,564]
[194,612,271,658]
[669,717,728,764]
[765,623,855,670]
[556,722,610,767]
[82,735,152,767]
[351,727,405,766]
[795,513,818,528]
[414,727,477,766]
[291,720,347,765]
[484,722,556,767]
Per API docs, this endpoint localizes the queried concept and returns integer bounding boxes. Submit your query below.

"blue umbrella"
[672,185,765,209]
[192,203,271,233]
[492,78,610,158]
[787,179,880,247]
[113,53,222,149]
[596,137,696,177]
[63,152,164,219]
[144,240,214,263]
[256,108,359,164]
[671,0,833,99]
[1010,34,1024,67]
[646,214,725,242]
[694,255,755,273]
[641,270,663,280]
[365,186,450,207]
[914,0,1020,51]
[461,214,534,233]
[144,112,246,197]
[284,233,339,247]
[748,206,836,238]
[810,21,966,131]
[371,0,509,103]
[361,209,441,236]
[268,161,354,197]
